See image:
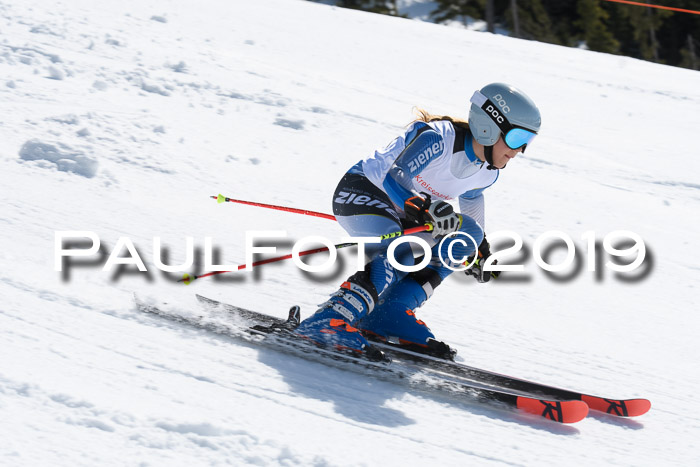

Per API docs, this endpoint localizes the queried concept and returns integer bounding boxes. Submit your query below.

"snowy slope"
[1,0,700,465]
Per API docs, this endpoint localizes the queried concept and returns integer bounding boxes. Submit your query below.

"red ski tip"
[516,398,589,423]
[581,395,651,417]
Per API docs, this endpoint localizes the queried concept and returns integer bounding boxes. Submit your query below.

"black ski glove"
[465,236,500,283]
[404,194,461,238]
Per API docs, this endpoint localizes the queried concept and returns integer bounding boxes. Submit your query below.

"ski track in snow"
[1,0,700,465]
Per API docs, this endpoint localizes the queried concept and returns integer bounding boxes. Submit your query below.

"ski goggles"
[470,91,537,150]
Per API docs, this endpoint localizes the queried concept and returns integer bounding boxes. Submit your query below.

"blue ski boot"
[357,270,456,360]
[295,274,384,360]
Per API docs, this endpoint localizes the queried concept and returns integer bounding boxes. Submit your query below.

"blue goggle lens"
[504,128,537,150]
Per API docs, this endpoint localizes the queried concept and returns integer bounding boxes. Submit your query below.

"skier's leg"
[332,171,415,294]
[294,172,409,354]
[357,268,441,346]
[357,215,484,358]
[293,268,379,354]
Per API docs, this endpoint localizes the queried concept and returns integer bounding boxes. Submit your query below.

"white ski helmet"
[468,83,541,151]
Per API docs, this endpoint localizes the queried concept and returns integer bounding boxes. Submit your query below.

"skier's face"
[491,136,523,169]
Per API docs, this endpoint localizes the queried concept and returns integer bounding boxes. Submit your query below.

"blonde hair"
[412,107,470,129]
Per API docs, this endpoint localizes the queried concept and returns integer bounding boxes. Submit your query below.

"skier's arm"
[458,190,486,229]
[382,124,444,208]
[459,190,502,282]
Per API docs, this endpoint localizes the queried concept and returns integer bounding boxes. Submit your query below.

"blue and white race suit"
[332,119,499,296]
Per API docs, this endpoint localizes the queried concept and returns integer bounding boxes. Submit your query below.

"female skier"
[294,83,541,360]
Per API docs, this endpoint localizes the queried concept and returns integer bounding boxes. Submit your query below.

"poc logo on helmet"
[485,104,505,124]
[492,93,511,113]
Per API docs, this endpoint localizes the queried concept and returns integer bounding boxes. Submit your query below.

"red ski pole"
[212,194,336,221]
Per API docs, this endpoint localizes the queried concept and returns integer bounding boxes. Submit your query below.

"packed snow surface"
[1,0,699,465]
